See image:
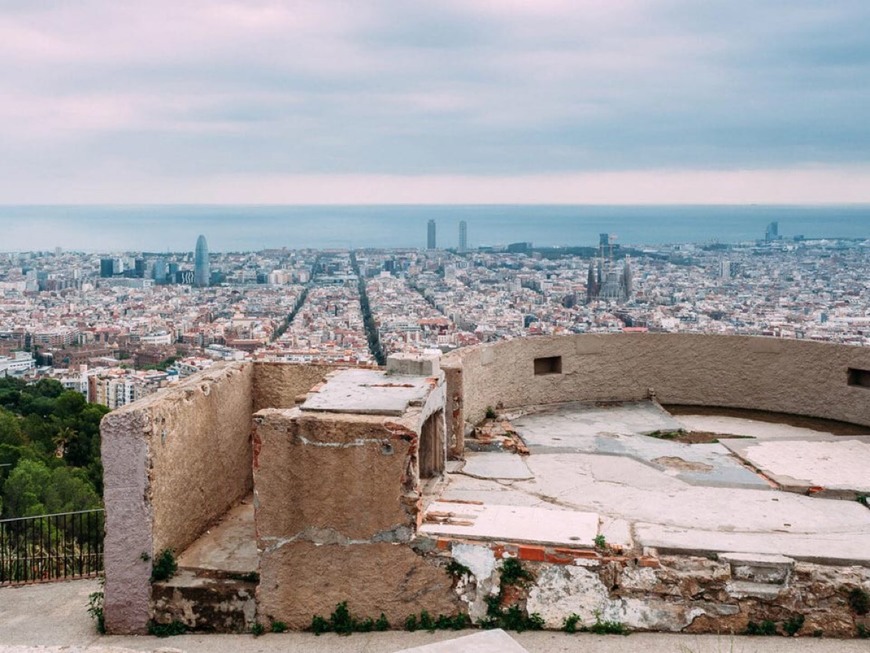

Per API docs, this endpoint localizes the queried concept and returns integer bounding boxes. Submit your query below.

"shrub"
[150,549,177,582]
[562,613,581,633]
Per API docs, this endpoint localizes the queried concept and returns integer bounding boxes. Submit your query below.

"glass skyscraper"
[194,235,210,287]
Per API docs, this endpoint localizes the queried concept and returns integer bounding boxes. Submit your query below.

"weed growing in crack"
[150,549,177,582]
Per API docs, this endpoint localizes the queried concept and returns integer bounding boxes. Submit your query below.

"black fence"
[0,509,104,585]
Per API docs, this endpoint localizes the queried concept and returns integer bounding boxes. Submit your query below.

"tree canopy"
[0,377,107,518]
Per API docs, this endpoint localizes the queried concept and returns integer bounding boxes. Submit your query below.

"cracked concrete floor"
[436,403,870,565]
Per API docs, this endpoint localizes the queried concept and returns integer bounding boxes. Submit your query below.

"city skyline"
[1,1,869,204]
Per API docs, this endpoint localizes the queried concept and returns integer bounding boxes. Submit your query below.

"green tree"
[44,467,101,513]
[0,408,24,447]
[3,458,52,517]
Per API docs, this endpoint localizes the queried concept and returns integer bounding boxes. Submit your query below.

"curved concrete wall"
[444,334,870,428]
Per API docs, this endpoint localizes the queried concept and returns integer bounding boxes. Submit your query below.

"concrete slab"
[721,437,870,495]
[512,402,768,490]
[177,500,257,573]
[458,452,533,480]
[420,501,599,548]
[635,522,870,566]
[301,368,433,415]
[437,451,870,565]
[513,401,685,444]
[395,629,528,653]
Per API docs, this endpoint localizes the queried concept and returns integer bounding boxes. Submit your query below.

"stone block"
[257,542,461,629]
[254,410,415,541]
[388,352,441,377]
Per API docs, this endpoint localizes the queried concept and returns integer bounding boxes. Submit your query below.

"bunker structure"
[101,334,870,637]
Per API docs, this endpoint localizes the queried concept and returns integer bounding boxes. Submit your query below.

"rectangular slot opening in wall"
[534,356,562,376]
[848,368,870,388]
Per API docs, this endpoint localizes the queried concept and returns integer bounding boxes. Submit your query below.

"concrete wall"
[252,362,347,411]
[445,334,870,427]
[252,376,457,628]
[101,362,253,633]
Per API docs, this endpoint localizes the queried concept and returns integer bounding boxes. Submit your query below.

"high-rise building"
[427,220,436,250]
[194,235,210,287]
[458,221,467,253]
[765,221,779,242]
[100,258,114,278]
[153,258,168,284]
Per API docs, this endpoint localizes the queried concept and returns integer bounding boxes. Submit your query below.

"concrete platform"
[435,402,870,566]
[512,401,685,444]
[301,369,434,415]
[511,402,769,489]
[721,436,870,496]
[458,452,533,480]
[396,629,528,652]
[177,500,257,573]
[420,501,599,548]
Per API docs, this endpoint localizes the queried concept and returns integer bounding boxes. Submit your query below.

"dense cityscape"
[1,219,868,411]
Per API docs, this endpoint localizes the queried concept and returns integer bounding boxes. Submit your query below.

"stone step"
[719,552,794,585]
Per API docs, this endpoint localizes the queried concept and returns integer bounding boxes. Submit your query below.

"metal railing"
[0,509,104,585]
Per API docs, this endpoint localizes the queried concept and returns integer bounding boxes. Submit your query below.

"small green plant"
[745,620,777,636]
[147,620,187,637]
[87,589,105,634]
[562,613,581,633]
[250,622,265,637]
[857,623,869,638]
[150,549,177,582]
[139,551,151,562]
[419,610,435,632]
[310,603,396,635]
[857,495,868,508]
[355,617,374,632]
[310,614,330,635]
[330,601,355,635]
[500,558,533,587]
[480,594,543,632]
[848,587,869,615]
[404,613,418,632]
[783,614,804,636]
[446,560,471,579]
[648,430,681,440]
[588,613,630,635]
[485,406,497,419]
[593,534,607,550]
[435,613,470,630]
[270,620,288,633]
[812,629,823,637]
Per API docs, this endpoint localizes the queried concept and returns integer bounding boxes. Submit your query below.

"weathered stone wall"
[442,539,870,637]
[101,362,253,633]
[445,334,870,427]
[252,409,419,542]
[252,374,458,629]
[252,362,346,411]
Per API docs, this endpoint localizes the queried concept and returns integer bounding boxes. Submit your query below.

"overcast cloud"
[0,0,868,203]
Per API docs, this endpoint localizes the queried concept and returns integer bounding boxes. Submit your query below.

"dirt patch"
[646,429,751,444]
[652,456,714,472]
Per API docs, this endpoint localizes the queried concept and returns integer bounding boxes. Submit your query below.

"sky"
[1,0,869,204]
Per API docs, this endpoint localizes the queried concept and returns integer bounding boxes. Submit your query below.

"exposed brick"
[518,545,546,562]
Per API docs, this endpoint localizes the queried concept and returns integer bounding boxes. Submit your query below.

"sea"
[0,205,868,253]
